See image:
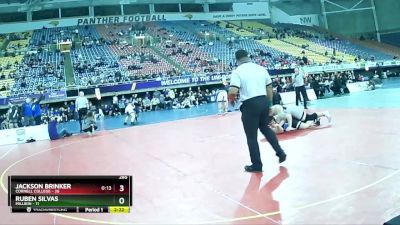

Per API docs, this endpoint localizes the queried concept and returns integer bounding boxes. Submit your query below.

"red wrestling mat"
[0,109,399,225]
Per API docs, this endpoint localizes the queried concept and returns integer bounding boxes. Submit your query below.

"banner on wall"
[302,63,357,73]
[76,13,269,26]
[6,90,67,105]
[271,7,320,27]
[302,60,400,74]
[0,9,270,33]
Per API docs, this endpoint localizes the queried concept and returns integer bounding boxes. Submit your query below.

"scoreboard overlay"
[8,176,132,213]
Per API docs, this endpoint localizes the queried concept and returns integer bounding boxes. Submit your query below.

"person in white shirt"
[168,89,175,99]
[292,67,309,109]
[75,91,89,133]
[151,97,160,111]
[124,102,137,126]
[228,50,286,173]
[112,94,119,114]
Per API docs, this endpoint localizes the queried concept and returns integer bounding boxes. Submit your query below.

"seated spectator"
[164,95,173,110]
[151,97,160,111]
[272,89,282,105]
[159,94,166,110]
[142,97,151,111]
[102,104,112,116]
[118,100,125,114]
[332,74,343,96]
[181,97,191,109]
[7,102,19,129]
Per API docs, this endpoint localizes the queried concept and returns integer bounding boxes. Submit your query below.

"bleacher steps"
[148,45,185,72]
[63,52,75,86]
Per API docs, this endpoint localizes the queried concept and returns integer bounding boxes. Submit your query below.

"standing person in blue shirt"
[21,98,35,127]
[48,117,72,141]
[32,94,44,125]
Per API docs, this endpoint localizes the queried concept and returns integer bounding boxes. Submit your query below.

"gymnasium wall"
[0,2,270,33]
[374,0,400,34]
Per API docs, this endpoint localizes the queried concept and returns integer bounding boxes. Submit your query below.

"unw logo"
[300,17,312,24]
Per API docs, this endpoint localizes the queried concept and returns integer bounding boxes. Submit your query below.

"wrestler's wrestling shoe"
[244,165,263,173]
[325,111,332,123]
[315,118,321,126]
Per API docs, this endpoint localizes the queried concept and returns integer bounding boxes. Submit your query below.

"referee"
[229,50,286,173]
[75,91,89,133]
[292,67,309,109]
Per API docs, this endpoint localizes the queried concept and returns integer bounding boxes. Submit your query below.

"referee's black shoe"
[244,165,263,173]
[277,153,287,163]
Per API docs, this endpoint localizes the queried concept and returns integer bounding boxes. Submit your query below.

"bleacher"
[282,36,355,62]
[214,21,256,37]
[146,22,225,73]
[0,29,69,97]
[6,39,29,53]
[230,20,275,35]
[95,24,178,80]
[0,55,22,97]
[71,44,123,86]
[257,39,328,64]
[0,33,28,97]
[178,21,295,70]
[0,20,395,98]
[232,21,393,62]
[11,50,66,96]
[109,44,176,79]
[309,37,392,61]
[30,26,99,46]
[225,21,332,64]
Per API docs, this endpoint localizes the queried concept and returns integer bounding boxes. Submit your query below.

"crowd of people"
[0,85,229,130]
[271,69,385,100]
[0,63,391,131]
